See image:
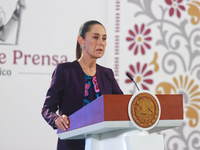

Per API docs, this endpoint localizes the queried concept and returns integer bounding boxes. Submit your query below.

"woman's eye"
[103,38,107,41]
[93,36,98,39]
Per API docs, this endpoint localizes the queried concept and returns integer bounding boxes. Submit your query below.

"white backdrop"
[0,0,110,149]
[1,0,200,150]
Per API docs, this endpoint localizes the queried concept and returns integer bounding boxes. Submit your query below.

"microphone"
[105,73,112,94]
[126,72,140,91]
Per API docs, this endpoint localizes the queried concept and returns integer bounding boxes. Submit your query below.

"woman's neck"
[78,57,97,76]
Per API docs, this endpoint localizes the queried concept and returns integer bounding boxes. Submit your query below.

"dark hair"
[76,20,104,60]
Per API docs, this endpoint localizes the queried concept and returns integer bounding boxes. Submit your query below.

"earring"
[81,45,84,50]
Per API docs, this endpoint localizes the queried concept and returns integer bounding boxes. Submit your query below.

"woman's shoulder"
[96,64,113,73]
[57,60,79,69]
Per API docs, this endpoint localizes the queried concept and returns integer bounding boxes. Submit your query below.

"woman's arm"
[41,64,65,129]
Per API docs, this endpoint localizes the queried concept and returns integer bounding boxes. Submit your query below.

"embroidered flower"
[126,24,152,55]
[165,0,185,18]
[92,76,100,93]
[85,83,90,96]
[125,62,153,90]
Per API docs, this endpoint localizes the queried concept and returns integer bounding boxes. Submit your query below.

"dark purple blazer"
[41,60,123,150]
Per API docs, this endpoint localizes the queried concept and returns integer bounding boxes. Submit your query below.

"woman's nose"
[98,38,104,45]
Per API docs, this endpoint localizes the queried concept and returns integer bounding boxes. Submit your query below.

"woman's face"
[83,24,107,59]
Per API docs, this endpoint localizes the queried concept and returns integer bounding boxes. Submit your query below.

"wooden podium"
[57,94,183,150]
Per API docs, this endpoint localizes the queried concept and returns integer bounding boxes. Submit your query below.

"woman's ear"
[77,36,85,47]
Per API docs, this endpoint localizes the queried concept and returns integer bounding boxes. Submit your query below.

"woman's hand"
[55,115,70,131]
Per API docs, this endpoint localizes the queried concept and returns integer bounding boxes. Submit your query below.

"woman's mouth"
[96,49,103,51]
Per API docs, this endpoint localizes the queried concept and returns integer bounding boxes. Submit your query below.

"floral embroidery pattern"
[126,24,152,55]
[92,75,100,93]
[85,83,90,96]
[125,62,153,90]
[84,74,101,107]
[85,75,91,97]
[165,0,185,18]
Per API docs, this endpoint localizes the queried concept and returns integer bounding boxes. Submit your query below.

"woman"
[41,20,123,150]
